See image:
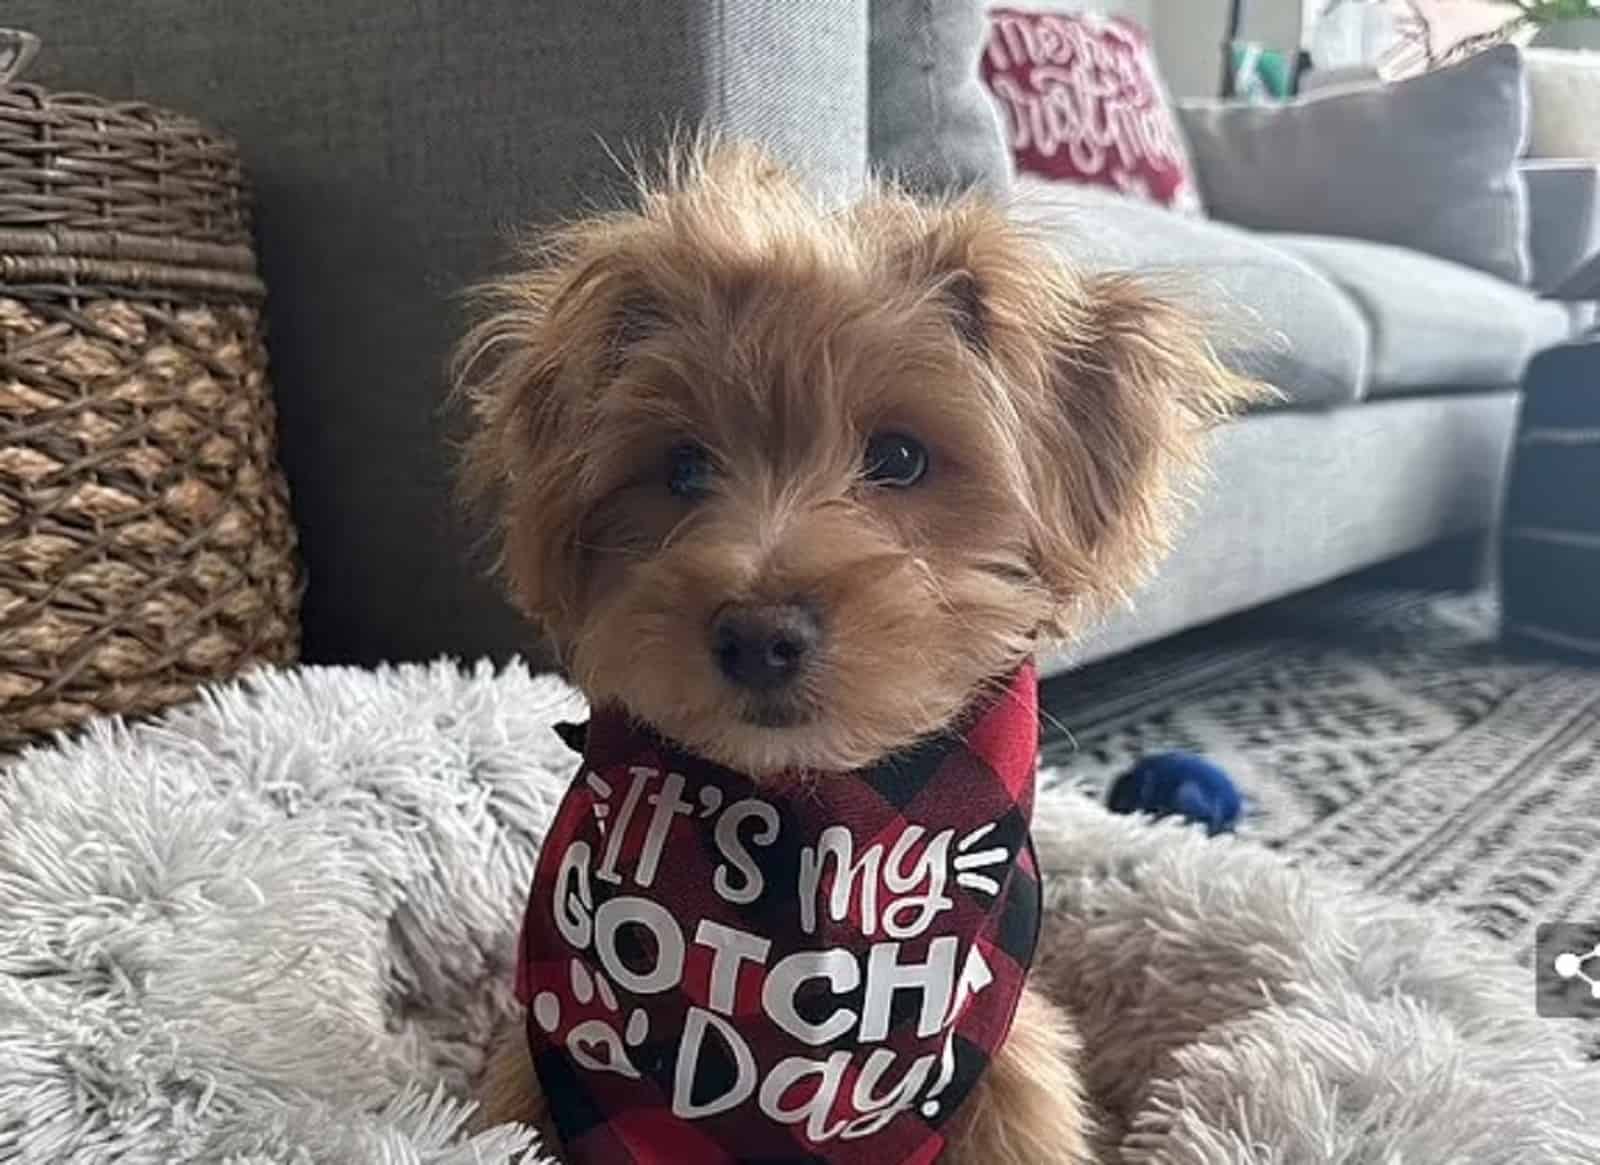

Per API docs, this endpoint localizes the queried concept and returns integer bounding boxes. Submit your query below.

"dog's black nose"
[711,602,821,692]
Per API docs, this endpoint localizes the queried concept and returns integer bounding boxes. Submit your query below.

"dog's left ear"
[892,199,1268,631]
[1014,269,1266,628]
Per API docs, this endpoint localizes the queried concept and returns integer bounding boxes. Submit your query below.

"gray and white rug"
[1041,586,1600,950]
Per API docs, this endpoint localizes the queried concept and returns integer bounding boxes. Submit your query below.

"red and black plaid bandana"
[515,663,1041,1164]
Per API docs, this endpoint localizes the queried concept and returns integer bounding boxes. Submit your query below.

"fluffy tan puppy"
[458,141,1260,1164]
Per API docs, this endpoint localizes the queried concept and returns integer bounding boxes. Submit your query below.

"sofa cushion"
[1273,235,1574,396]
[1179,46,1531,285]
[1013,182,1369,407]
[871,0,1013,194]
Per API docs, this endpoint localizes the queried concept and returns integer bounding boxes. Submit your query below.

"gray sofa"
[1026,172,1591,668]
[14,2,1597,675]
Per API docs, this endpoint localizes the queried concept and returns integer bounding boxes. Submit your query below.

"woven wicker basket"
[0,43,301,751]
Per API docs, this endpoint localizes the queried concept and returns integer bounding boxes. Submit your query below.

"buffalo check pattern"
[516,665,1042,1164]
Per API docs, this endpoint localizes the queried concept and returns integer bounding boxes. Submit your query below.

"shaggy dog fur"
[456,142,1262,1162]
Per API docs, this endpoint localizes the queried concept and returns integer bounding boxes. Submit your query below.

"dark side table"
[1500,334,1600,659]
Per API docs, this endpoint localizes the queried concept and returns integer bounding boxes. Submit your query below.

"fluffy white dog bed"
[2,661,1597,1163]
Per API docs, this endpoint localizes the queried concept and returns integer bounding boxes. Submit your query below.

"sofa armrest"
[1522,160,1600,298]
[5,0,869,665]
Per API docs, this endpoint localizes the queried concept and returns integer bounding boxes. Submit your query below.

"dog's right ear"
[454,219,660,643]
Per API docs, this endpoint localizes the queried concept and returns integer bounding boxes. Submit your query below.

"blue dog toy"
[1107,752,1242,836]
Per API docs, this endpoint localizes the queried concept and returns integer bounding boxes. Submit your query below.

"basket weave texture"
[0,81,300,751]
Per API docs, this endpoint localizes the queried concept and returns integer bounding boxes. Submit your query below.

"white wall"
[1147,0,1312,97]
[1302,0,1323,43]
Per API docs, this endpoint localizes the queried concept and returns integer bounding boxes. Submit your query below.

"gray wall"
[1150,0,1310,97]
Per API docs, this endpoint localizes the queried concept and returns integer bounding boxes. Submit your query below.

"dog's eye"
[667,442,714,499]
[863,433,928,488]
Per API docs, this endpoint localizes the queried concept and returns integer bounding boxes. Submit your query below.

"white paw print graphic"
[533,959,649,1078]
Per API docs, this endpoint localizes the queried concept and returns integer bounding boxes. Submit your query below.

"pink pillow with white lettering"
[980,8,1204,214]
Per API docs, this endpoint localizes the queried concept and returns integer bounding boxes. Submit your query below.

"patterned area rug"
[1040,585,1600,952]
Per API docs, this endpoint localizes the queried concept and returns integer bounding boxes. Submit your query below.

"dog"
[457,141,1259,1164]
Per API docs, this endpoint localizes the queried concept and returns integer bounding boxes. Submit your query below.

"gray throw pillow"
[1178,45,1531,284]
[870,0,1013,195]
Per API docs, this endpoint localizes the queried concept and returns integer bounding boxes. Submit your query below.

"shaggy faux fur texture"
[2,660,1597,1163]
